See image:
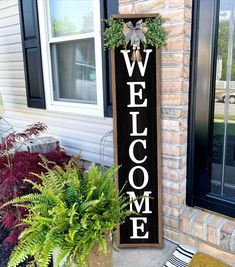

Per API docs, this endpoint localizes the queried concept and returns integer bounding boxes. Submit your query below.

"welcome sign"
[111,14,162,247]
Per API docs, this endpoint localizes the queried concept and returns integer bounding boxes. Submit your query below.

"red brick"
[163,191,185,206]
[161,81,187,93]
[164,23,186,37]
[164,215,180,229]
[192,210,210,239]
[163,37,190,52]
[135,0,165,12]
[162,119,187,132]
[162,156,186,169]
[184,7,192,21]
[163,179,186,193]
[180,206,196,234]
[161,67,189,79]
[119,4,133,13]
[164,227,197,247]
[119,0,131,3]
[167,0,192,8]
[161,53,184,65]
[162,167,186,181]
[162,144,186,157]
[161,94,188,105]
[207,215,225,245]
[222,221,235,234]
[162,131,187,144]
[162,107,188,119]
[160,9,185,22]
[163,204,184,217]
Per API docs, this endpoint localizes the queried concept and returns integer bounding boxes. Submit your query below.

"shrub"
[0,123,71,244]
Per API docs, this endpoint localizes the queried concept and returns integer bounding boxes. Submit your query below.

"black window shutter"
[18,0,46,109]
[101,0,118,117]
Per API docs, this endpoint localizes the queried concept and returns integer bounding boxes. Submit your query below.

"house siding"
[0,0,113,165]
[0,0,235,265]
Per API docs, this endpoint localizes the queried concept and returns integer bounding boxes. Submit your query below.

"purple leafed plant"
[0,122,71,244]
[0,122,48,151]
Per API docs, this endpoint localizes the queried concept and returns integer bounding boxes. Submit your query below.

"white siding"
[0,1,114,165]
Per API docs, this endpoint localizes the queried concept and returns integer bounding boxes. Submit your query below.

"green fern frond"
[40,231,63,267]
[54,247,71,267]
[97,234,108,253]
[8,230,45,267]
[7,158,132,267]
[23,178,44,192]
[2,193,54,209]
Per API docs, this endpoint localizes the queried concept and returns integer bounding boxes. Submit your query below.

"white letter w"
[120,49,152,77]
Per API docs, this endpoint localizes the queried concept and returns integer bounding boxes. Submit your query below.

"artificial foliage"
[144,17,167,48]
[103,16,167,50]
[103,18,126,49]
[0,122,71,244]
[4,157,132,267]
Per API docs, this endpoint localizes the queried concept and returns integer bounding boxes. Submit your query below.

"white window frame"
[37,0,104,117]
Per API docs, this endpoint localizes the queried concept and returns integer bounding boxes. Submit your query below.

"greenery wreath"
[103,16,167,50]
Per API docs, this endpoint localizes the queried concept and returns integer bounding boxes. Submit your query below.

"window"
[37,0,104,116]
[187,0,235,218]
[18,0,117,117]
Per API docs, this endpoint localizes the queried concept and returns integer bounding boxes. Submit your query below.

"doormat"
[188,252,231,267]
[163,245,195,267]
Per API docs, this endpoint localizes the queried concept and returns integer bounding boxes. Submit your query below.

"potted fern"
[3,156,131,267]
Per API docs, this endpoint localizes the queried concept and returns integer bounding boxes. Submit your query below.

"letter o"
[129,166,149,189]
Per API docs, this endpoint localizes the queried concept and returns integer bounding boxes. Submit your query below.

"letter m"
[126,191,152,214]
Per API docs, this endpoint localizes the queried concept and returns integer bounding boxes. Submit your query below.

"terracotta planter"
[53,237,112,267]
[85,241,112,267]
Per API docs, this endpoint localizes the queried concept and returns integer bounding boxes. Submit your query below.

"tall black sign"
[112,14,162,247]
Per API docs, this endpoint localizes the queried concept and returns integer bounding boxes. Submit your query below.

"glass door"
[212,0,235,200]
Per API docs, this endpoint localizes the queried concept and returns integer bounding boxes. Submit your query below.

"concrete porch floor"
[113,238,178,267]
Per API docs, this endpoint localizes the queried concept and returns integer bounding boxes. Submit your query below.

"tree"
[52,17,77,37]
[218,20,235,81]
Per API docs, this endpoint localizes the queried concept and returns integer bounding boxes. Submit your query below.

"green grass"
[214,114,235,121]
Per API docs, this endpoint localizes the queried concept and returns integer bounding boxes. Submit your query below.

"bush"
[0,123,71,244]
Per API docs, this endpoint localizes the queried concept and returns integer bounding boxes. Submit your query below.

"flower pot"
[53,238,112,267]
[84,241,112,267]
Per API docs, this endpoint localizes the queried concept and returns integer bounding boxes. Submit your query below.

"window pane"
[212,0,235,199]
[51,38,97,104]
[49,0,94,37]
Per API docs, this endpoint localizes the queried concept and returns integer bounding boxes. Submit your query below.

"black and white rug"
[163,245,196,267]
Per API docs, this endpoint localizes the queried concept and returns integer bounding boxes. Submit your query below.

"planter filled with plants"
[3,154,131,267]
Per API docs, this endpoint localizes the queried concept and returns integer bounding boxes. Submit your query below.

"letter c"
[129,139,147,164]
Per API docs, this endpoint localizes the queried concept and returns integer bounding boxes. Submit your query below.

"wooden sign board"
[112,14,162,247]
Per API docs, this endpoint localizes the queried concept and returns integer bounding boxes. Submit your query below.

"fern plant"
[4,157,132,267]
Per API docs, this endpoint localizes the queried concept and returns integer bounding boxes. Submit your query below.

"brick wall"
[118,0,235,265]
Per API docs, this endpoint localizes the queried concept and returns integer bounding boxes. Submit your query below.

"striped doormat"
[163,245,196,267]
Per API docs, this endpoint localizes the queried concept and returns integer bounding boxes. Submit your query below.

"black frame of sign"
[111,14,162,247]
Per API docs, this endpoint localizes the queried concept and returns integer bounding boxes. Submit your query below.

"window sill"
[45,101,104,117]
[180,206,235,253]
